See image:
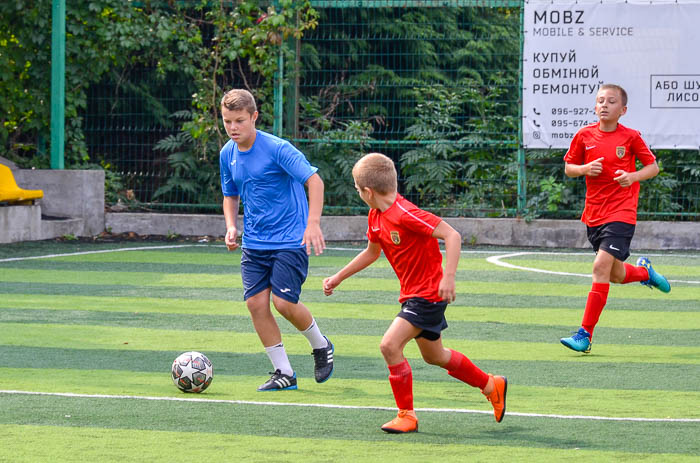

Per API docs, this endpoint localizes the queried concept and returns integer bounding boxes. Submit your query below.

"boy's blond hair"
[221,89,257,114]
[352,152,398,195]
[598,84,628,106]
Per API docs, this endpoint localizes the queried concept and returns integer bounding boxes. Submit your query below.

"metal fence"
[83,1,700,220]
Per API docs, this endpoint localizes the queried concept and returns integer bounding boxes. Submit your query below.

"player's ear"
[621,106,627,115]
[251,111,258,123]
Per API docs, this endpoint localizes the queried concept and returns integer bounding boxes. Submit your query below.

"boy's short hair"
[221,89,257,114]
[598,84,628,106]
[352,152,398,195]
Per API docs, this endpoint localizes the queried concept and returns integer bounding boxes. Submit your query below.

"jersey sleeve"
[219,143,238,197]
[631,131,656,166]
[398,205,442,236]
[563,129,585,164]
[366,211,380,243]
[276,141,319,185]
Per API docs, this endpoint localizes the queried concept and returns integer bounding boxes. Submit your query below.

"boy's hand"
[438,275,456,303]
[613,169,633,187]
[323,275,340,296]
[585,157,605,177]
[225,226,239,251]
[302,222,326,256]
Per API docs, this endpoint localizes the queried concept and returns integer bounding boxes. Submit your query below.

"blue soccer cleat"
[636,256,671,293]
[257,370,297,391]
[560,327,592,353]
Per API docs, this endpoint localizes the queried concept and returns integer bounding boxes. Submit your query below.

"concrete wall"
[106,213,226,237]
[13,169,105,236]
[0,205,42,244]
[2,163,697,248]
[105,212,700,250]
[2,157,699,248]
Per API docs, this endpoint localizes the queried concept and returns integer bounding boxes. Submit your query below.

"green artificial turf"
[0,242,698,461]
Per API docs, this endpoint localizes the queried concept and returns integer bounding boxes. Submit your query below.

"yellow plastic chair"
[0,163,43,204]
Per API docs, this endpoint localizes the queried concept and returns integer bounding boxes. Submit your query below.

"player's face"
[594,89,627,124]
[221,107,257,150]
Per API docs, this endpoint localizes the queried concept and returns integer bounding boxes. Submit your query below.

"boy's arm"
[431,220,461,303]
[613,160,659,188]
[323,241,382,296]
[565,157,604,178]
[303,173,326,256]
[223,195,240,251]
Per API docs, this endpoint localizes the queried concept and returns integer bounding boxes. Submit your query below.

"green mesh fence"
[85,71,202,210]
[81,1,700,220]
[294,1,521,216]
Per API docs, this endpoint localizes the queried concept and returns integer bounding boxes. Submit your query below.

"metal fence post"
[50,0,65,169]
[273,1,284,137]
[517,0,526,215]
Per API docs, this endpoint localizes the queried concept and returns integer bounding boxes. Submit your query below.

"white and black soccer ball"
[171,351,213,393]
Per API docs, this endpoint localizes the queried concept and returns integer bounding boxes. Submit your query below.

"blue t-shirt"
[219,130,318,249]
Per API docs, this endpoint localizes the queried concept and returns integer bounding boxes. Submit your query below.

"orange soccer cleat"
[380,409,418,433]
[483,374,507,423]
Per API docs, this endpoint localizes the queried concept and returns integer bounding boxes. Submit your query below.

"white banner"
[523,0,700,149]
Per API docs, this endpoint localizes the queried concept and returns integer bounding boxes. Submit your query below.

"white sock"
[264,343,294,376]
[302,318,328,350]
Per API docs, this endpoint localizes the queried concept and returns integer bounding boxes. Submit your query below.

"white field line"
[2,390,699,423]
[0,245,492,263]
[486,252,700,285]
[1,244,698,262]
[0,244,207,263]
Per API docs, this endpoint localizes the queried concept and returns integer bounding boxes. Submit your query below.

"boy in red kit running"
[560,84,671,354]
[323,152,507,433]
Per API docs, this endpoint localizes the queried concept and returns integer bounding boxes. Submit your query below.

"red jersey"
[366,194,444,303]
[564,122,656,227]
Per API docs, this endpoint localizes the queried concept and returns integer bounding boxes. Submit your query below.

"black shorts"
[396,297,448,341]
[586,221,635,261]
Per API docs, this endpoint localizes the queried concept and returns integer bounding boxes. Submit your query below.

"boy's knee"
[379,339,400,360]
[246,292,268,312]
[271,295,299,317]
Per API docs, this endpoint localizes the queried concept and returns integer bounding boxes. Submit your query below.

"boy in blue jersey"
[219,89,334,391]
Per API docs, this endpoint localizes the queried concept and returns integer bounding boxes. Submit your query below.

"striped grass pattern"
[0,242,698,462]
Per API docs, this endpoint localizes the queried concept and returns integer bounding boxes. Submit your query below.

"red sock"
[622,263,649,284]
[443,349,489,389]
[388,359,413,410]
[581,282,609,337]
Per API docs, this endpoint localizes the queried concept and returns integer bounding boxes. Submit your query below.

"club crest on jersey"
[390,231,401,245]
[616,146,625,159]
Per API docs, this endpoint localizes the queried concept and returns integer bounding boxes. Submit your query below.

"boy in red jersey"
[560,84,671,354]
[323,152,507,433]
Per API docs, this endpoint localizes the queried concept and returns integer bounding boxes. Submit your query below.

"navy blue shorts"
[240,248,308,303]
[396,297,448,341]
[586,221,635,261]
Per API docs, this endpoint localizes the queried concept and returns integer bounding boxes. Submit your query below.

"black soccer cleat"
[257,369,297,391]
[312,336,334,383]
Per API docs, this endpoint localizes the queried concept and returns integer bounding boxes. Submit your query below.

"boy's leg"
[269,248,334,383]
[417,338,507,423]
[618,260,648,284]
[273,296,335,383]
[379,318,421,433]
[247,289,284,347]
[561,249,614,353]
[241,250,296,390]
[246,289,297,391]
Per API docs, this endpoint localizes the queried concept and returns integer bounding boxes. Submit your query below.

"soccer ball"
[171,351,213,393]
